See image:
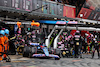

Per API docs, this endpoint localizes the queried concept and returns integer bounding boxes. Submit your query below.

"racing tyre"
[23,46,30,57]
[29,47,37,58]
[55,49,62,58]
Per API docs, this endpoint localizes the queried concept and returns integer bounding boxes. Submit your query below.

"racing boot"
[92,52,94,59]
[98,51,100,59]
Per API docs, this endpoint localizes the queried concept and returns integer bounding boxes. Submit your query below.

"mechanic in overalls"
[3,29,9,60]
[74,31,82,58]
[92,33,100,59]
[0,30,5,62]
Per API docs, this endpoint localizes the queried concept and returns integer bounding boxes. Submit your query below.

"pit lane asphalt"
[0,53,100,67]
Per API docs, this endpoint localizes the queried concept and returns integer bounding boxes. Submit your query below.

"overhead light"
[54,18,57,20]
[61,18,65,21]
[88,22,90,24]
[93,23,95,25]
[73,20,75,22]
[80,14,83,18]
[84,22,86,24]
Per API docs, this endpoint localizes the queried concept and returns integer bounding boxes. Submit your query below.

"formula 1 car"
[23,43,60,60]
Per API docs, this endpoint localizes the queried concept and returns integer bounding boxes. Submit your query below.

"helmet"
[85,33,89,36]
[0,30,5,35]
[27,32,31,35]
[95,35,97,38]
[76,30,80,33]
[5,29,9,35]
[63,32,67,36]
[75,30,80,35]
[91,34,93,37]
[32,31,35,35]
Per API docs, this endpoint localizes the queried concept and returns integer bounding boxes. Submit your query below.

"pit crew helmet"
[0,30,5,35]
[5,29,9,35]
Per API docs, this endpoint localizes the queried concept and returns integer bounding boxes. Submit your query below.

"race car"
[23,42,60,60]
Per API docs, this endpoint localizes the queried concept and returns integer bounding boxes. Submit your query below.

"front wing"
[32,54,59,58]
